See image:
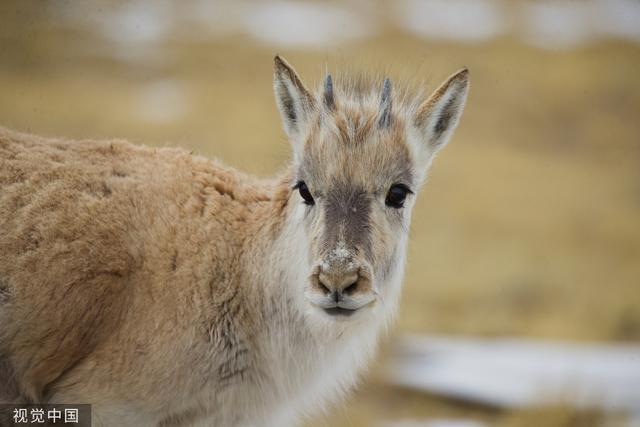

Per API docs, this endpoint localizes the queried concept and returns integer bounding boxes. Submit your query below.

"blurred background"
[1,0,639,426]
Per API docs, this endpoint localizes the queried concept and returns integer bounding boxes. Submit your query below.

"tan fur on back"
[0,128,291,423]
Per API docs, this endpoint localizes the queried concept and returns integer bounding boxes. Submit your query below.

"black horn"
[378,77,392,128]
[323,74,335,110]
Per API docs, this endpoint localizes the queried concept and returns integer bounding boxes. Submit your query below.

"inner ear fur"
[273,56,316,138]
[414,68,469,151]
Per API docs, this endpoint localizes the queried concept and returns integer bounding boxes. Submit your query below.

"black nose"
[319,277,362,303]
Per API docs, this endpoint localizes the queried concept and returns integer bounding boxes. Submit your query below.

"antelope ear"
[413,68,469,154]
[273,55,316,141]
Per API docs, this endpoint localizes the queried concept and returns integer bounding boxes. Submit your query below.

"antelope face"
[273,56,469,322]
[295,136,413,319]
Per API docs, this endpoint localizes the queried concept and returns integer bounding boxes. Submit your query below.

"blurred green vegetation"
[1,2,639,426]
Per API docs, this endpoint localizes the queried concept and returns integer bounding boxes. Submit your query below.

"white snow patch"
[522,2,593,50]
[522,0,640,50]
[98,0,174,44]
[386,334,640,415]
[48,0,640,57]
[593,0,640,41]
[243,1,374,48]
[396,0,506,42]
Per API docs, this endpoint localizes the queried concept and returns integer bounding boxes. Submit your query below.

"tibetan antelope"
[0,56,469,426]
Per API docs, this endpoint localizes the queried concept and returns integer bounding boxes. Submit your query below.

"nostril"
[317,279,331,295]
[343,281,359,295]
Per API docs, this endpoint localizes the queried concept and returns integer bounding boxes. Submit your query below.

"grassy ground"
[1,3,639,426]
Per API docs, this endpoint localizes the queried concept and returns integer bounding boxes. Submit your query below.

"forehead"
[299,108,414,191]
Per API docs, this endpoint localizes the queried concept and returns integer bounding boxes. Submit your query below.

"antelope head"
[273,56,469,324]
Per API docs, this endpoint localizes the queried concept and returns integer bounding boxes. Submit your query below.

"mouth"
[323,307,358,317]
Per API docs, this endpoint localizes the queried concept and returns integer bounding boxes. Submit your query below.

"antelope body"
[0,57,469,426]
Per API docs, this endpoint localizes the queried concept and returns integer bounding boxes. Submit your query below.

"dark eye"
[385,183,412,208]
[294,181,315,205]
